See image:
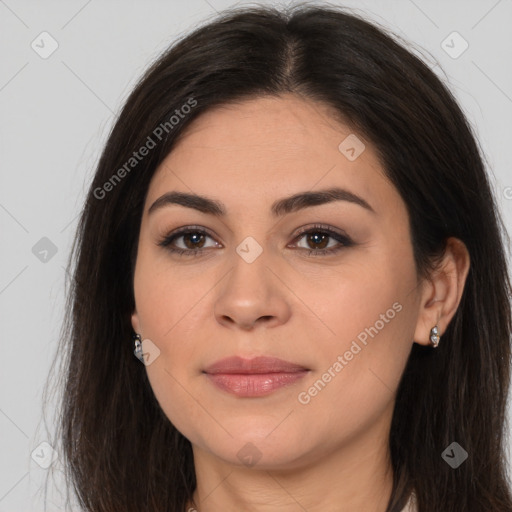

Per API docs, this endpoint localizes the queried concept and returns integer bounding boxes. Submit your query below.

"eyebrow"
[148,186,376,217]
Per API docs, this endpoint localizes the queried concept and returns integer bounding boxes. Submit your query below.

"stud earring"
[430,325,440,348]
[133,333,144,362]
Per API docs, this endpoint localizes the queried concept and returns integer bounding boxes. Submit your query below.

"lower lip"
[205,371,309,397]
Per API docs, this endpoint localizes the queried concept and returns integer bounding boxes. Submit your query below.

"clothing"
[401,491,418,512]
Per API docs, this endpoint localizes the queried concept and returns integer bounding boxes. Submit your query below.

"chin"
[188,422,322,470]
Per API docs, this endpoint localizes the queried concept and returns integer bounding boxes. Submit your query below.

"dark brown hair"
[41,3,512,511]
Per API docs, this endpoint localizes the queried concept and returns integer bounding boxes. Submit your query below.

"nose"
[213,253,292,332]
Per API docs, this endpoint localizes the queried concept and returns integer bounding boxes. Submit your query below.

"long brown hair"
[41,3,512,511]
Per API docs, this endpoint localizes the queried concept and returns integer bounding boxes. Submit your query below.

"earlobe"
[413,237,470,347]
[131,310,140,335]
[412,277,438,346]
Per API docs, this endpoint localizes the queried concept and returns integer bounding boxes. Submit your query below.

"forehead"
[168,93,360,163]
[145,94,395,217]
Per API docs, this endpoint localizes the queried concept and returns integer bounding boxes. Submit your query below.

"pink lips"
[203,356,309,397]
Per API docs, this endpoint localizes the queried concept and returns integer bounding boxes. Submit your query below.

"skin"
[131,93,470,512]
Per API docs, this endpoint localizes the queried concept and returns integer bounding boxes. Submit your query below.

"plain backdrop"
[1,0,511,510]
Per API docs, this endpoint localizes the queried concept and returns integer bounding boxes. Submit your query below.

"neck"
[185,407,394,512]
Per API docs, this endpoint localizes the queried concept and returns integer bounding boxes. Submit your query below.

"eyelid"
[291,223,350,241]
[158,224,218,241]
[157,223,354,256]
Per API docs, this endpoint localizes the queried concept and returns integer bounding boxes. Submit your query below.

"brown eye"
[158,226,220,256]
[290,224,354,256]
[158,223,354,258]
[302,232,330,250]
[180,232,207,250]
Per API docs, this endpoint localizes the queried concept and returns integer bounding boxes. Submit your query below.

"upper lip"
[203,356,309,375]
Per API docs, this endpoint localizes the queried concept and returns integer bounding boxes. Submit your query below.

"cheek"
[133,240,210,342]
[309,251,416,350]
[294,298,413,442]
[132,254,208,425]
[295,253,417,417]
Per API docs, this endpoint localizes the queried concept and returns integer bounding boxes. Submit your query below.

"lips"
[203,356,310,397]
[203,356,309,375]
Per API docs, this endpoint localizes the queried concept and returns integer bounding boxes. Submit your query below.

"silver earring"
[133,333,144,362]
[430,325,440,348]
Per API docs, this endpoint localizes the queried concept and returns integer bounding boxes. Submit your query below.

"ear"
[131,309,141,335]
[413,237,470,346]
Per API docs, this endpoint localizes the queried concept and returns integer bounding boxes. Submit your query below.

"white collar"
[401,491,418,512]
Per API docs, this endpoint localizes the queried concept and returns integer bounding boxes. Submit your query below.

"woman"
[45,3,512,511]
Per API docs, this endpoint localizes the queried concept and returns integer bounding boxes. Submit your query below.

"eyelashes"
[157,223,355,258]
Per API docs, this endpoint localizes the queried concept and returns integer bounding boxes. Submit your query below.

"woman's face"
[131,93,426,470]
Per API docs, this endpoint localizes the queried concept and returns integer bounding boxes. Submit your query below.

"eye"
[157,225,220,257]
[157,223,354,257]
[289,223,354,256]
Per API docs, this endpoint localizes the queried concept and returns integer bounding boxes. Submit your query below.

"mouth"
[203,356,310,397]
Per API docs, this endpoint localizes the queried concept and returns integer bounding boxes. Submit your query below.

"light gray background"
[1,0,511,510]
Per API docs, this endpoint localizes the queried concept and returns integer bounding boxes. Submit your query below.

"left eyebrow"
[147,186,376,217]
